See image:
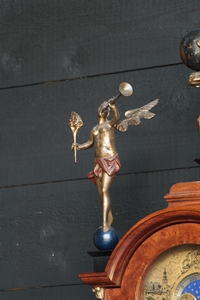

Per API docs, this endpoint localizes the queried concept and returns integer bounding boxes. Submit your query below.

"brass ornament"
[92,287,104,300]
[69,83,158,232]
[187,72,200,87]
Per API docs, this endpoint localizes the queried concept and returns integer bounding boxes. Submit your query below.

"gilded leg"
[101,172,115,232]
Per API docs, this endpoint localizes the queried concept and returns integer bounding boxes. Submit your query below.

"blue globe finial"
[93,226,119,251]
[180,29,200,71]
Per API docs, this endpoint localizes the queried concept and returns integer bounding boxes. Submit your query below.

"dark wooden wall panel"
[1,285,94,300]
[0,167,200,290]
[0,0,199,88]
[0,64,198,187]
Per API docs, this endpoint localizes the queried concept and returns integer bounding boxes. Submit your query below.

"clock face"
[142,245,200,300]
[174,273,200,300]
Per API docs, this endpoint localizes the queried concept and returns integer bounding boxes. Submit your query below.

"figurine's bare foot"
[102,222,111,232]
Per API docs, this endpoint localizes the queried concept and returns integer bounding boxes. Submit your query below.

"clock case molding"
[79,181,200,300]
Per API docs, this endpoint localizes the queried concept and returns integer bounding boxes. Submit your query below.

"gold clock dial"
[142,245,200,300]
[179,293,196,300]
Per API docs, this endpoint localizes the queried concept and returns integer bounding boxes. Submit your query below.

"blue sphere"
[93,226,119,251]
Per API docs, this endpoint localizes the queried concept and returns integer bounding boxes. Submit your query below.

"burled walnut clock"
[79,181,200,300]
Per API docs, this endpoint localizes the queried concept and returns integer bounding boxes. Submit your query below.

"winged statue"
[68,82,159,233]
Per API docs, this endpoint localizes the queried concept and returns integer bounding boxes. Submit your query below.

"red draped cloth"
[86,154,121,184]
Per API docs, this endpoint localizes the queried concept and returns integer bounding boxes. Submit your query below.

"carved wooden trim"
[79,182,200,289]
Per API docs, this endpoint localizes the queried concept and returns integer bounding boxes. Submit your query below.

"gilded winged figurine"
[69,82,158,232]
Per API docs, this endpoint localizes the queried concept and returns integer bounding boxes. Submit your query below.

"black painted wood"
[1,167,200,290]
[0,285,94,300]
[0,0,199,88]
[0,64,198,187]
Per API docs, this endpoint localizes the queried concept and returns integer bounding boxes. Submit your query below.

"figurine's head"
[98,101,110,119]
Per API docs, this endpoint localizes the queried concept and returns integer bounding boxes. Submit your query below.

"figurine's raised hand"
[68,112,83,163]
[71,143,80,151]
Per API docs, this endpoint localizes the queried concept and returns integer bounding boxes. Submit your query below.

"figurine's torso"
[92,121,117,158]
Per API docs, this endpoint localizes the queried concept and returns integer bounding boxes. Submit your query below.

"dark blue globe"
[93,226,119,251]
[180,29,200,71]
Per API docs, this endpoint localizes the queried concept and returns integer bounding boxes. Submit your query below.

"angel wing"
[115,98,159,132]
